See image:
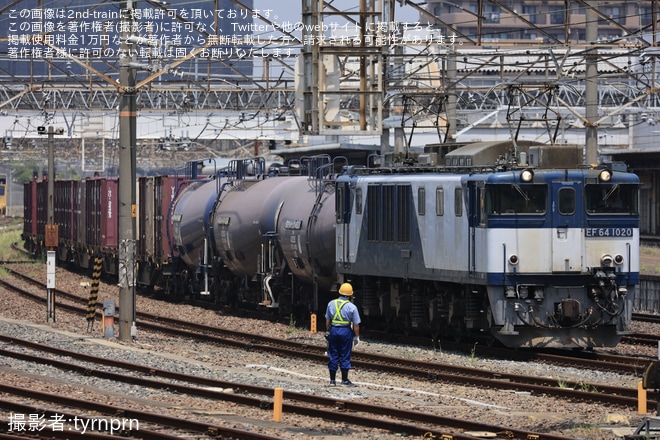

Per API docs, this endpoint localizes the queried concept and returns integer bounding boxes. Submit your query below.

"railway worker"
[324,282,361,387]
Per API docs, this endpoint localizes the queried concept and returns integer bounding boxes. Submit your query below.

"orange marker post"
[639,381,647,414]
[273,387,283,422]
[310,313,317,334]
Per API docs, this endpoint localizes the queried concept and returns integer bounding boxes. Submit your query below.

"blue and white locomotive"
[334,142,639,348]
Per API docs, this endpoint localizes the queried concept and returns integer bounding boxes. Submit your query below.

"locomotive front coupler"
[588,268,626,301]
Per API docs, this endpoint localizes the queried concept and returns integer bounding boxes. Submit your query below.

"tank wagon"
[22,142,640,348]
[169,156,338,316]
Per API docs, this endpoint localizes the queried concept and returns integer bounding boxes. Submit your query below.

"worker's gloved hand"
[324,332,329,341]
[353,336,360,347]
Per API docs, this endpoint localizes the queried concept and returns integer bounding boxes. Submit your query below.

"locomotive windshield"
[486,184,547,215]
[585,183,638,214]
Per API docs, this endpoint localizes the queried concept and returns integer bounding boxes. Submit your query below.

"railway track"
[0,321,576,439]
[5,262,656,371]
[0,383,280,440]
[1,264,655,412]
[634,312,660,325]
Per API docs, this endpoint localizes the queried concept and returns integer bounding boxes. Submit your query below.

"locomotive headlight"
[598,169,612,182]
[614,254,624,265]
[520,168,534,182]
[508,254,519,265]
[601,254,614,267]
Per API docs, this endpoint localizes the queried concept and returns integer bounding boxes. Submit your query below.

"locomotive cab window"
[585,183,639,214]
[485,184,547,215]
[335,182,353,223]
[558,187,575,215]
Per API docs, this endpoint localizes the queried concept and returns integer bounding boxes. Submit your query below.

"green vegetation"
[0,220,26,262]
[557,379,598,393]
[465,342,479,365]
[7,161,82,184]
[8,161,43,184]
[575,381,598,393]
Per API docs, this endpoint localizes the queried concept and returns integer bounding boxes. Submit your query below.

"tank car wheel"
[430,328,441,344]
[165,276,187,303]
[426,324,442,349]
[481,333,496,347]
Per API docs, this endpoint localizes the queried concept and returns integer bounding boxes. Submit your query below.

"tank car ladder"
[259,231,280,308]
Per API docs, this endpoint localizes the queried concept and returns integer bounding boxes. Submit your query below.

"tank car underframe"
[165,251,318,326]
[212,268,319,325]
[489,267,634,348]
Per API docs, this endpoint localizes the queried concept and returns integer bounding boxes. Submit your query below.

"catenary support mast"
[118,0,137,341]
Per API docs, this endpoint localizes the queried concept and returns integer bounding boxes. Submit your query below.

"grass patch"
[0,220,27,261]
[641,245,660,257]
[640,245,660,275]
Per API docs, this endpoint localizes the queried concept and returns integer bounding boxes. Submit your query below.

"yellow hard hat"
[338,283,353,297]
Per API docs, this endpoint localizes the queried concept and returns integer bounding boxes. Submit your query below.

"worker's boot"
[340,369,355,387]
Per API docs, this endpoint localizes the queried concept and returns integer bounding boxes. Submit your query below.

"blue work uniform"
[324,297,361,373]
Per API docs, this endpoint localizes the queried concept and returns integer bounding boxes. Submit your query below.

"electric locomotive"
[335,143,639,348]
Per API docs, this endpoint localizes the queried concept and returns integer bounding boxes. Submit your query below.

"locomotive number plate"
[585,227,634,237]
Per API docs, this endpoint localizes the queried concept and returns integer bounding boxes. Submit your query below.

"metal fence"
[635,275,660,314]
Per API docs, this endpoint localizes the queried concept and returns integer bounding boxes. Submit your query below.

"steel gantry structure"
[1,1,660,150]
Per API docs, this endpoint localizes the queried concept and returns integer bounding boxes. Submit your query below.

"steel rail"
[0,338,575,440]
